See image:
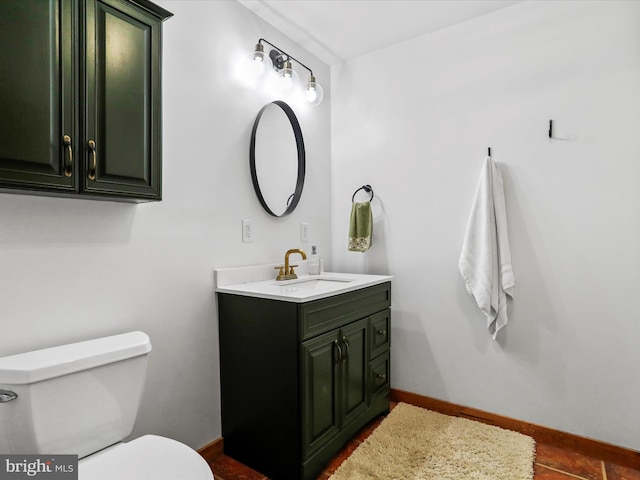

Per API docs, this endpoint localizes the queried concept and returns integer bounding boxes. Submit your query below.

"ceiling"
[238,0,524,65]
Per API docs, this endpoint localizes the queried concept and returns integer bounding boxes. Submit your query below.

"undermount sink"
[273,277,353,290]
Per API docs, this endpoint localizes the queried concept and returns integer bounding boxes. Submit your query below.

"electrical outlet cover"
[301,222,310,242]
[242,219,253,243]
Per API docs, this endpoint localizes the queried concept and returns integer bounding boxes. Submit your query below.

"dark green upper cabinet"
[0,0,172,202]
[84,0,169,199]
[0,0,75,192]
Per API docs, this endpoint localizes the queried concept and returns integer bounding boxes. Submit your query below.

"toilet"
[0,331,214,480]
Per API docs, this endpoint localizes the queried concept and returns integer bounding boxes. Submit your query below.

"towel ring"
[352,185,374,202]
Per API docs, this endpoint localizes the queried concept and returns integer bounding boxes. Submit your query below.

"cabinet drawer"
[369,351,390,402]
[300,282,391,340]
[369,309,390,359]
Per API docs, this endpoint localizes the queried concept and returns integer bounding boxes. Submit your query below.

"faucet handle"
[289,264,299,275]
[274,265,285,279]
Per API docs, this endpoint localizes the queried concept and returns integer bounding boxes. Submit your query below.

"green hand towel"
[348,201,372,252]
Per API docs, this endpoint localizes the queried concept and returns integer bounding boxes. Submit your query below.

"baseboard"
[391,388,640,470]
[198,437,224,464]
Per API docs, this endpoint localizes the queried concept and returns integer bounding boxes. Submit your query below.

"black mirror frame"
[250,100,306,217]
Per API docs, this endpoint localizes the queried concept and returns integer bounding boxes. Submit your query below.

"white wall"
[4,0,639,456]
[331,1,640,450]
[0,0,331,451]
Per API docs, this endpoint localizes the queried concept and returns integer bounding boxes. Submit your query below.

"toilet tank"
[0,331,152,458]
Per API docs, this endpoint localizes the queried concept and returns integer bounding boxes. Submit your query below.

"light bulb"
[240,43,272,82]
[275,60,300,94]
[304,75,324,106]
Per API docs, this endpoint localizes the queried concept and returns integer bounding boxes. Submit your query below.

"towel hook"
[352,184,374,202]
[548,119,553,139]
[488,147,492,157]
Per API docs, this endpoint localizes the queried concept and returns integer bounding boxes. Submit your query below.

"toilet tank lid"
[0,331,152,385]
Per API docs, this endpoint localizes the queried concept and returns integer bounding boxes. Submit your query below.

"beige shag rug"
[329,403,535,480]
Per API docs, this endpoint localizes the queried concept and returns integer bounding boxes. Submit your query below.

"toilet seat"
[79,434,214,480]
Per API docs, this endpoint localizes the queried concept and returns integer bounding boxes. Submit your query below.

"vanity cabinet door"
[301,317,369,459]
[0,0,76,193]
[340,318,368,427]
[301,329,341,459]
[83,0,164,200]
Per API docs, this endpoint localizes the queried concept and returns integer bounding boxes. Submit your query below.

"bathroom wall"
[331,1,640,450]
[0,0,331,450]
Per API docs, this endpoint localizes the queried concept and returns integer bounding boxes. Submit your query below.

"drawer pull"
[376,373,387,380]
[63,135,73,177]
[377,330,387,336]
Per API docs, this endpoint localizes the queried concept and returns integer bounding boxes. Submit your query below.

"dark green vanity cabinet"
[0,0,171,201]
[218,282,391,480]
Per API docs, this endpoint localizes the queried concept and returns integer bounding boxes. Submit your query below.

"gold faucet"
[275,248,307,281]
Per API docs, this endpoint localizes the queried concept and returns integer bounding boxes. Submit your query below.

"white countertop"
[215,264,392,303]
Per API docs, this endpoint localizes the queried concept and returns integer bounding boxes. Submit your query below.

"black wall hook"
[549,119,553,139]
[352,185,374,202]
[488,147,492,157]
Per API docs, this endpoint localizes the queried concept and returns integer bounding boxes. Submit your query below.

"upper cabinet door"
[83,0,164,200]
[0,0,75,192]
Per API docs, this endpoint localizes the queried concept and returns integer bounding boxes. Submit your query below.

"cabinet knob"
[376,373,387,380]
[63,135,73,177]
[87,140,97,181]
[376,329,387,336]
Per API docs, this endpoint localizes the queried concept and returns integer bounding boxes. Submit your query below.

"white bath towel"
[459,156,515,339]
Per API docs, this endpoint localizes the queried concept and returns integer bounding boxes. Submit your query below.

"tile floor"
[208,407,640,480]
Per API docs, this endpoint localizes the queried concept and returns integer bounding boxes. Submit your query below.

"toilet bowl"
[0,331,213,480]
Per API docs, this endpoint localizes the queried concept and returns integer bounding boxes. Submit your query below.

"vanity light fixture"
[246,38,324,106]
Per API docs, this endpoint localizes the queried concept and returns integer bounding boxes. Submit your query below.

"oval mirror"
[250,101,305,217]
